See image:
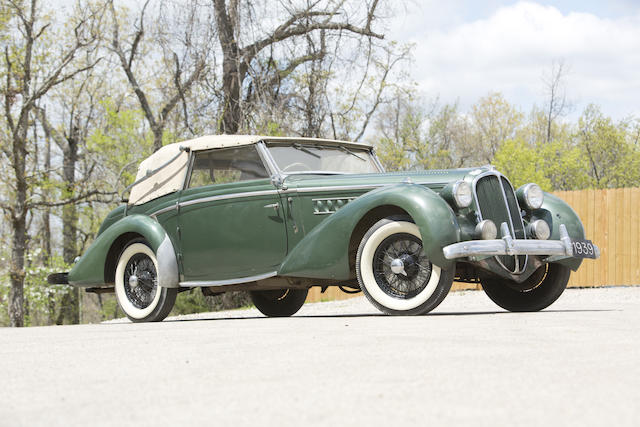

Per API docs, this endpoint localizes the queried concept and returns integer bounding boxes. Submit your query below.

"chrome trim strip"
[150,190,280,217]
[291,182,448,193]
[150,181,449,216]
[150,203,177,218]
[179,271,278,287]
[179,190,279,209]
[311,196,358,202]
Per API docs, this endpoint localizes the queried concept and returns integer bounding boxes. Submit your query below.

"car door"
[177,145,287,282]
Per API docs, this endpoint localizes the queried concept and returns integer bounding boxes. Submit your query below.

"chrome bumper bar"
[443,223,600,260]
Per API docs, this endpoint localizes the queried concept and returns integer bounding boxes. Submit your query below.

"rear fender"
[68,214,179,288]
[278,184,460,280]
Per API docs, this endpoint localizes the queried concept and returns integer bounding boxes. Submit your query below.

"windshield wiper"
[292,143,321,158]
[338,145,366,161]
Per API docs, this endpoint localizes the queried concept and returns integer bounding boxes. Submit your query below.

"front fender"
[278,184,460,280]
[535,192,585,271]
[68,214,179,288]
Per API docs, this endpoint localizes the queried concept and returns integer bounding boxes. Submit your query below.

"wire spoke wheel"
[123,253,158,309]
[372,233,433,299]
[114,240,177,322]
[356,218,454,315]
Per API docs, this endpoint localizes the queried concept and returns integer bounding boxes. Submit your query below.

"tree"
[211,0,385,135]
[108,0,210,151]
[1,0,103,326]
[469,92,523,164]
[542,59,570,144]
[577,104,640,189]
[493,139,590,191]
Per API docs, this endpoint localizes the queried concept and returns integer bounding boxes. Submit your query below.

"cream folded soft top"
[128,134,371,205]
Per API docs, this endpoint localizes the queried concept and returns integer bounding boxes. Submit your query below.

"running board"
[179,271,278,288]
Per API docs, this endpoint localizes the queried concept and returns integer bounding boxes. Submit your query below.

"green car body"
[62,136,591,296]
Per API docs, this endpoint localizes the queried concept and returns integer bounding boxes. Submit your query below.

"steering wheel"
[282,162,313,172]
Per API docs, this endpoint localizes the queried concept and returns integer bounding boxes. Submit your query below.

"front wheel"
[250,288,308,317]
[114,240,177,322]
[481,263,571,312]
[356,218,454,315]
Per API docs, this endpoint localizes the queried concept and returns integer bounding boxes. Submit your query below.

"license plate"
[570,239,598,259]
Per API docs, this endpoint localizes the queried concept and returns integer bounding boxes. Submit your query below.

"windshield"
[267,143,381,174]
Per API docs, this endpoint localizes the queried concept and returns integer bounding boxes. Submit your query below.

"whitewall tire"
[356,218,454,315]
[114,240,177,322]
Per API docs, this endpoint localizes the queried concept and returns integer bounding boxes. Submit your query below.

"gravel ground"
[1,286,639,427]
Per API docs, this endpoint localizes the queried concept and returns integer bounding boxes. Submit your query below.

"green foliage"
[171,289,212,315]
[577,104,640,189]
[493,139,590,191]
[170,289,253,316]
[87,99,153,188]
[373,92,639,192]
[0,249,73,327]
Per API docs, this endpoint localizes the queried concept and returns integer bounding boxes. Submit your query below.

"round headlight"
[522,183,544,210]
[528,219,551,240]
[475,219,497,240]
[453,181,472,208]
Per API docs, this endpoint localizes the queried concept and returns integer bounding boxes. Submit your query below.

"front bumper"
[443,223,600,260]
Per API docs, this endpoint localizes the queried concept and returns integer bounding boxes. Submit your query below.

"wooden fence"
[306,187,640,303]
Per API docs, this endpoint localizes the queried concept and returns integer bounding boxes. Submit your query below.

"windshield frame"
[261,140,385,177]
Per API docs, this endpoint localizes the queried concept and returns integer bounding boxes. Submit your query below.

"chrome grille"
[473,172,527,273]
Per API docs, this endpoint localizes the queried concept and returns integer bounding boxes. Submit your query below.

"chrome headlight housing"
[518,183,544,210]
[475,219,497,240]
[452,181,472,208]
[528,219,551,240]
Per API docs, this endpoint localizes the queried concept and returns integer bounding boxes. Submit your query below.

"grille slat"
[474,173,527,273]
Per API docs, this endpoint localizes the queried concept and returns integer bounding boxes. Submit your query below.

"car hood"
[283,167,488,192]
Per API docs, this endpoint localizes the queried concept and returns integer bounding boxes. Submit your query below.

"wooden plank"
[615,189,625,285]
[606,189,616,285]
[594,189,607,286]
[585,189,596,286]
[631,189,640,286]
[623,188,632,284]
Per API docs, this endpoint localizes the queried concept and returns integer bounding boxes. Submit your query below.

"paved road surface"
[1,287,638,427]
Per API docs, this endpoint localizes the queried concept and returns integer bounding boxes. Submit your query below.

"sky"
[387,0,640,120]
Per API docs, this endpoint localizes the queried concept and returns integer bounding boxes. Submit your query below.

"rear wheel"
[114,240,177,322]
[250,288,308,317]
[356,218,454,315]
[481,263,570,312]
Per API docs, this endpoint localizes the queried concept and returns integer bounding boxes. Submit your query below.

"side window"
[188,146,269,188]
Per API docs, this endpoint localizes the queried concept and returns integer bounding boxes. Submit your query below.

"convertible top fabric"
[129,135,371,205]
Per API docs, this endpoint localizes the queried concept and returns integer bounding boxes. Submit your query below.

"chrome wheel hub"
[128,274,139,288]
[390,258,407,276]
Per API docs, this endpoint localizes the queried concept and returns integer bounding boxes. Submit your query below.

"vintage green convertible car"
[48,135,599,321]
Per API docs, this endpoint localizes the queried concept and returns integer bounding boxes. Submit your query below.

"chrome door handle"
[264,203,279,211]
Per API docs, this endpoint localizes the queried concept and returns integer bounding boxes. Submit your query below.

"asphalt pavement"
[1,286,638,427]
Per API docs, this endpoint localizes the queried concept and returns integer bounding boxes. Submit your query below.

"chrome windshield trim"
[256,141,280,177]
[264,141,384,176]
[179,271,278,287]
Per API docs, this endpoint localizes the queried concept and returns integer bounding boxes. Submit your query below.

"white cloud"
[404,1,640,119]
